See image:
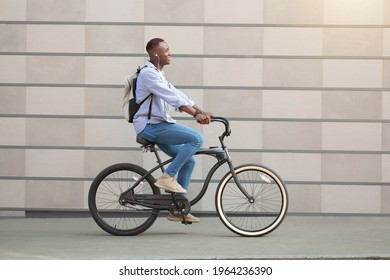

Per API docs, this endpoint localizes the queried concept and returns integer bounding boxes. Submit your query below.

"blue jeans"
[138,122,204,191]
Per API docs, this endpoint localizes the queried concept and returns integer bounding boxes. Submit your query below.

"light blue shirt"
[133,60,195,134]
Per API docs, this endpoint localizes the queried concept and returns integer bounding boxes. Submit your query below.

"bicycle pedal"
[181,221,192,225]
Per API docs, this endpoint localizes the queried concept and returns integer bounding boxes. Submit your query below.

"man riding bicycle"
[132,38,213,223]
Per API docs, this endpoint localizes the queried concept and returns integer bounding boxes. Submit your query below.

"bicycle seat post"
[153,148,165,173]
[136,135,165,173]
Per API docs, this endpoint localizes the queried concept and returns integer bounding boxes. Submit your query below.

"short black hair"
[146,38,165,54]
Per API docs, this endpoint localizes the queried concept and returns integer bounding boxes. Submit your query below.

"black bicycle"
[88,117,288,237]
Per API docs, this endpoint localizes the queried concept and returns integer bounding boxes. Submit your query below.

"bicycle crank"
[169,197,190,216]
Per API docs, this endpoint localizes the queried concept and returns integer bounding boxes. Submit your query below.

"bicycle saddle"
[136,135,154,147]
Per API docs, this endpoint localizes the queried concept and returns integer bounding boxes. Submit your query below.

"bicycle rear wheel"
[215,164,288,237]
[88,163,159,236]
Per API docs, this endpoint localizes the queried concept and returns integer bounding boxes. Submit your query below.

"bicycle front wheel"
[88,163,159,236]
[215,164,288,237]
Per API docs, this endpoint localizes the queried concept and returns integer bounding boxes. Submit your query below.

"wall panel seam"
[1,20,390,28]
[1,84,390,91]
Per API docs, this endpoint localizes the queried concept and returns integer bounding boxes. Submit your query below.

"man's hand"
[195,113,211,124]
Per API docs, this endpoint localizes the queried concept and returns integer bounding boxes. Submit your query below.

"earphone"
[154,53,160,69]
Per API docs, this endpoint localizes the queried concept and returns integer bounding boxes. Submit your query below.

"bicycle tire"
[88,163,160,236]
[215,164,288,237]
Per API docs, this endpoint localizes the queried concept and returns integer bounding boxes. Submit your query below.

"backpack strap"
[134,66,153,120]
[132,66,147,99]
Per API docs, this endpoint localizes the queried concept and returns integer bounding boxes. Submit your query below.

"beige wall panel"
[0,24,26,52]
[323,91,382,120]
[84,150,143,178]
[204,58,262,87]
[145,26,204,54]
[230,121,262,149]
[263,59,322,87]
[263,28,322,56]
[382,123,390,151]
[0,118,26,145]
[27,56,85,84]
[204,90,262,118]
[324,0,384,24]
[25,150,84,177]
[263,0,323,24]
[382,155,390,182]
[84,119,136,147]
[263,90,322,119]
[262,122,322,150]
[262,153,322,181]
[228,151,262,166]
[0,56,26,83]
[26,87,85,115]
[386,1,390,24]
[164,58,203,86]
[86,26,145,53]
[85,57,144,85]
[83,181,91,209]
[383,60,390,88]
[323,123,381,151]
[26,118,84,146]
[381,186,390,213]
[287,185,321,213]
[204,27,262,55]
[204,0,263,24]
[383,92,390,120]
[0,87,26,114]
[322,185,381,213]
[0,0,26,20]
[86,0,145,22]
[323,28,383,57]
[27,25,85,53]
[322,154,381,182]
[383,1,390,24]
[323,60,382,88]
[0,181,25,208]
[85,88,122,117]
[26,180,84,209]
[27,0,85,21]
[0,150,25,177]
[203,120,262,149]
[145,0,204,23]
[384,29,390,56]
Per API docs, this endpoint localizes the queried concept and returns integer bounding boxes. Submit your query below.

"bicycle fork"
[224,149,255,203]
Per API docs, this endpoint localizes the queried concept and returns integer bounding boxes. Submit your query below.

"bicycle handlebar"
[211,116,231,137]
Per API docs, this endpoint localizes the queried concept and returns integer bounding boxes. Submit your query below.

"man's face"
[155,41,172,66]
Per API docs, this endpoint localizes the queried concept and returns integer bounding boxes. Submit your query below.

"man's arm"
[179,105,212,124]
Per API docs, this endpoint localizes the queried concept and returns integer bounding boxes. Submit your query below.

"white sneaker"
[167,213,200,223]
[155,174,187,194]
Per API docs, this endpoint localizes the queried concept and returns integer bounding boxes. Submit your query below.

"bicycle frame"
[121,117,254,206]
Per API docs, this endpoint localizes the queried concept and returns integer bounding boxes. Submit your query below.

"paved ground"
[0,214,389,260]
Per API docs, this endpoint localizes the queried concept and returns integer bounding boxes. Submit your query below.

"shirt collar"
[145,60,164,74]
